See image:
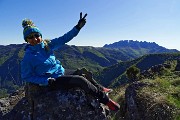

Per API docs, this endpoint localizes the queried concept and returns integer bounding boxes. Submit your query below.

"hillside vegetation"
[95,53,180,87]
[110,60,180,120]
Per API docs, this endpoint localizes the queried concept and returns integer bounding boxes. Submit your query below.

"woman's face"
[26,33,42,46]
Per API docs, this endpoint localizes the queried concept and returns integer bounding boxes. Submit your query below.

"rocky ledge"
[0,86,110,120]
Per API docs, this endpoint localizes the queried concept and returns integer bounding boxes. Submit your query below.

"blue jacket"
[21,27,79,86]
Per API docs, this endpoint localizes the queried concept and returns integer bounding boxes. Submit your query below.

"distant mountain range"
[104,40,178,53]
[0,40,179,97]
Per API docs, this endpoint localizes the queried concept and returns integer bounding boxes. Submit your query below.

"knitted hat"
[22,19,42,41]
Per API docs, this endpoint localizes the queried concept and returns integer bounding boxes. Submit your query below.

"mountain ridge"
[104,40,179,53]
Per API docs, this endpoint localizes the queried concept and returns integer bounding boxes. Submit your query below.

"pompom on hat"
[22,19,42,41]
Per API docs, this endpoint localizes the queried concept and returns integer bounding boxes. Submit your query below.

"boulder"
[0,84,110,120]
[121,82,177,120]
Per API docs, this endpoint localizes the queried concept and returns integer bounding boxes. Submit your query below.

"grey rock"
[0,85,110,120]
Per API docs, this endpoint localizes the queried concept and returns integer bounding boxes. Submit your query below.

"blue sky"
[0,0,180,50]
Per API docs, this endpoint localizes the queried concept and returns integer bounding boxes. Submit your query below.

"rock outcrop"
[140,63,172,79]
[0,85,110,120]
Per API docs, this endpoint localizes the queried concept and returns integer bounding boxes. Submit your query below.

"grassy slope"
[110,60,180,120]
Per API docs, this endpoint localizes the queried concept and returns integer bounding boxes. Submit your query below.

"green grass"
[149,76,180,108]
[171,79,180,87]
[154,78,171,91]
[175,115,180,120]
[167,95,180,108]
[0,89,9,98]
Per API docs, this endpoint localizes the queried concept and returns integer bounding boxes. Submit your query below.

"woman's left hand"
[48,77,56,85]
[76,12,87,30]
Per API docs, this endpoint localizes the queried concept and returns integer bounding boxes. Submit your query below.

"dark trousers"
[64,69,104,90]
[49,75,109,104]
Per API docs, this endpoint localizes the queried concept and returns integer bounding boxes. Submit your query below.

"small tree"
[126,65,140,83]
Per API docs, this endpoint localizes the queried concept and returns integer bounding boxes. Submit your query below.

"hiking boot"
[103,87,113,93]
[106,99,120,111]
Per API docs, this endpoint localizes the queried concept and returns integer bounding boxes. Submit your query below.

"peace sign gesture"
[80,12,87,20]
[76,12,88,30]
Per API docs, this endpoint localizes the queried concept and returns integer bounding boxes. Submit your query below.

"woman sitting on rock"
[21,13,120,111]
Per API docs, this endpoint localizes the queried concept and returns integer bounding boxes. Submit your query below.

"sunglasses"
[26,33,41,39]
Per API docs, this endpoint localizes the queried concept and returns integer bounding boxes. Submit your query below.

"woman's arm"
[48,13,87,50]
[49,27,79,50]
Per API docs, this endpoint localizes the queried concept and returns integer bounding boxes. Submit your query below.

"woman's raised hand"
[76,12,87,30]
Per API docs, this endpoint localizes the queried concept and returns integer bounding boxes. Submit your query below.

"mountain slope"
[95,53,180,87]
[54,45,133,71]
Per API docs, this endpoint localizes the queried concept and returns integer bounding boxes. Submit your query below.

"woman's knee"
[73,75,86,80]
[69,75,89,86]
